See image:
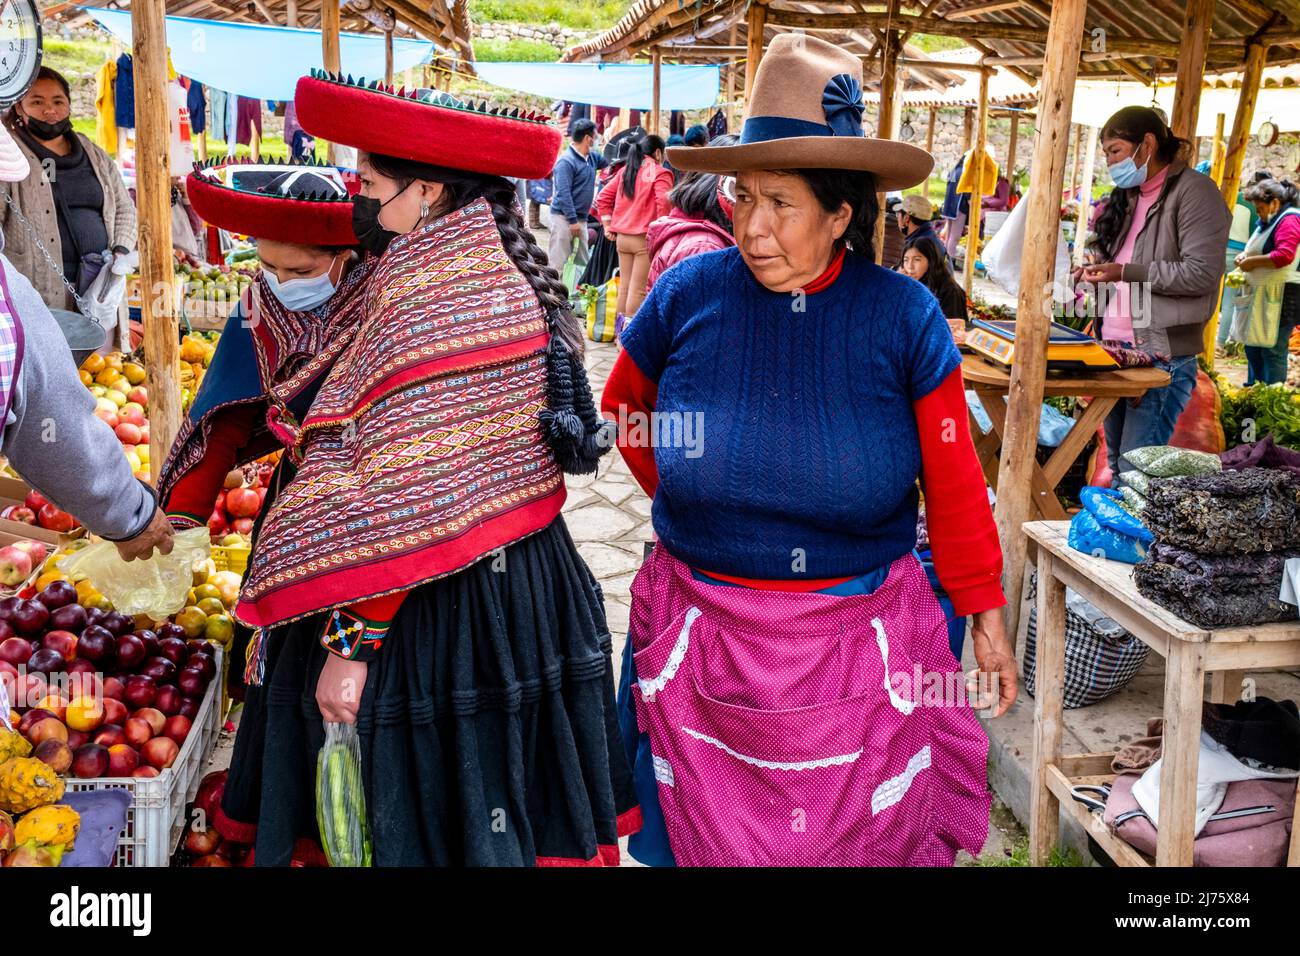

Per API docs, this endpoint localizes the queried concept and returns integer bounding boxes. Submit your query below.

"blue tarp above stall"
[474,61,720,110]
[83,8,435,101]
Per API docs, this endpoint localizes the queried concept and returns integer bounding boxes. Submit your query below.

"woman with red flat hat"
[225,73,638,866]
[155,159,376,863]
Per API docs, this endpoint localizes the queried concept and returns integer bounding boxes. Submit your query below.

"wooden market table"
[962,355,1170,519]
[1024,521,1300,867]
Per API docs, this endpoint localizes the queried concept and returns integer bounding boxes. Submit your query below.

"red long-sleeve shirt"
[599,249,1004,616]
[596,160,674,236]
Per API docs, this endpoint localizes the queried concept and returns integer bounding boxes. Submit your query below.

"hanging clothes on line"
[187,80,207,136]
[94,59,118,154]
[208,88,228,145]
[235,96,262,146]
[114,53,135,129]
[706,108,727,140]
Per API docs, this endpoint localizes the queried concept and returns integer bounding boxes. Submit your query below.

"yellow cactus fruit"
[0,729,31,763]
[15,804,80,851]
[0,757,65,814]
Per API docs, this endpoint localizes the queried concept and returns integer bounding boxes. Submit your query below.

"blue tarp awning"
[83,8,434,101]
[474,61,720,111]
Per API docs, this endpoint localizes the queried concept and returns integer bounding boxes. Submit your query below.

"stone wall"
[475,21,590,52]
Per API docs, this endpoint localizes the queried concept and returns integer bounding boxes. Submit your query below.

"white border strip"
[637,606,701,697]
[681,725,863,771]
[871,745,932,815]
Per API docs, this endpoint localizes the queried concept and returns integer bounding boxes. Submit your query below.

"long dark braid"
[366,153,613,473]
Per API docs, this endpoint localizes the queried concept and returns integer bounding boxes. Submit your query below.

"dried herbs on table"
[1134,541,1300,629]
[1142,467,1300,554]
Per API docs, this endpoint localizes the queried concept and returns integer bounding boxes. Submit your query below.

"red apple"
[102,675,125,701]
[74,624,115,662]
[225,488,260,519]
[100,611,134,638]
[118,403,146,427]
[26,717,68,746]
[186,652,216,681]
[191,854,230,867]
[157,636,188,666]
[123,716,153,747]
[72,742,109,778]
[126,386,148,406]
[122,674,157,709]
[155,684,183,716]
[114,422,143,445]
[36,580,77,610]
[33,738,73,774]
[107,744,139,776]
[132,707,166,736]
[65,729,89,750]
[102,697,128,725]
[92,724,125,748]
[41,630,78,661]
[26,647,64,674]
[2,506,36,526]
[140,656,177,684]
[48,603,88,634]
[177,667,208,697]
[24,490,49,512]
[232,517,254,535]
[12,600,49,636]
[0,545,32,586]
[141,736,179,770]
[36,505,76,534]
[131,766,159,778]
[185,827,221,856]
[177,696,201,720]
[0,636,32,667]
[207,511,228,538]
[115,633,146,669]
[162,714,192,746]
[17,708,55,735]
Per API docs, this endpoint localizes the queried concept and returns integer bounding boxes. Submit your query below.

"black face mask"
[23,115,72,140]
[351,183,411,258]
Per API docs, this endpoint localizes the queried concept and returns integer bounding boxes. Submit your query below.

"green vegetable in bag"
[316,721,372,867]
[1120,445,1221,478]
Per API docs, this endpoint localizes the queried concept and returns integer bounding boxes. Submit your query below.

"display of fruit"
[0,756,65,813]
[205,461,271,542]
[14,803,79,851]
[78,350,156,481]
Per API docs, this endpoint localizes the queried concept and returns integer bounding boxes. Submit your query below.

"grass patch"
[475,37,562,62]
[42,37,113,77]
[972,839,1087,867]
[469,0,632,31]
[909,34,968,54]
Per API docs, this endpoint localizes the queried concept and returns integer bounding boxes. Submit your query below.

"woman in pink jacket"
[596,133,672,322]
[645,141,738,294]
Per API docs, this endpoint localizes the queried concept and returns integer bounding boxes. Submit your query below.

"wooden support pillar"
[1072,125,1098,268]
[321,0,341,162]
[1006,111,1020,182]
[874,28,902,264]
[1068,124,1083,203]
[963,68,989,293]
[650,47,662,136]
[962,106,973,151]
[384,29,394,85]
[132,0,180,484]
[726,23,738,126]
[1209,111,1226,185]
[994,0,1089,675]
[743,2,767,108]
[1171,0,1215,142]
[286,0,298,27]
[924,106,938,200]
[1220,42,1266,213]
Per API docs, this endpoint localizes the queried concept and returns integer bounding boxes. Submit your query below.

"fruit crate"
[211,543,250,576]
[64,645,224,867]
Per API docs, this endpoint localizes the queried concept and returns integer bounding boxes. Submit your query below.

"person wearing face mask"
[1230,178,1300,385]
[0,68,136,312]
[1082,106,1231,475]
[210,73,635,867]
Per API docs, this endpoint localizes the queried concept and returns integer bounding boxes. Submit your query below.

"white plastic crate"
[64,645,225,867]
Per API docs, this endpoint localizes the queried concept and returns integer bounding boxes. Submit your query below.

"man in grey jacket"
[0,122,171,561]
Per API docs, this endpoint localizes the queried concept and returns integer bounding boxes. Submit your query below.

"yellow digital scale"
[966,319,1118,371]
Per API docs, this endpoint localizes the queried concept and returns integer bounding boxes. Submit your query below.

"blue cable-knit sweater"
[619,246,961,580]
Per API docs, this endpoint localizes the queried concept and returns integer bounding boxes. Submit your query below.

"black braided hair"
[365,152,614,473]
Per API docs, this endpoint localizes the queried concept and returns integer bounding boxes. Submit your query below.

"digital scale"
[966,318,1119,370]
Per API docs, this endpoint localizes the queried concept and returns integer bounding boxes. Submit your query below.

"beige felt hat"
[667,33,932,192]
[0,123,30,182]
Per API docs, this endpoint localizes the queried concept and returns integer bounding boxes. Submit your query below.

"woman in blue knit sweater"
[601,35,1017,867]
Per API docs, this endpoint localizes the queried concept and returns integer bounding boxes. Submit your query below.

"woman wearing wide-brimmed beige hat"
[601,33,1017,867]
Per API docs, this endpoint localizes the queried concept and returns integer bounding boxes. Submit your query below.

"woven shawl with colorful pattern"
[234,198,566,628]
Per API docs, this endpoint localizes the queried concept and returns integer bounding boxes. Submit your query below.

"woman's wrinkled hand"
[966,608,1018,718]
[316,653,368,724]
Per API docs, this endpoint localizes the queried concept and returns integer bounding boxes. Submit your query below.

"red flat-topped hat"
[294,70,561,181]
[186,158,359,246]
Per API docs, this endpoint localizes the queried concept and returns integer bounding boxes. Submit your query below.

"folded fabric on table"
[1203,697,1300,771]
[1143,467,1300,554]
[1133,540,1300,628]
[1220,434,1300,480]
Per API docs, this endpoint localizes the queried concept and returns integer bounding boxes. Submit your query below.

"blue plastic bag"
[1068,486,1153,564]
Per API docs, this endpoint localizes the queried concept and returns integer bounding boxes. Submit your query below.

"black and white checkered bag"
[1023,573,1150,709]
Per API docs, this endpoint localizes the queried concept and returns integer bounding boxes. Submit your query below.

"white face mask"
[263,256,343,311]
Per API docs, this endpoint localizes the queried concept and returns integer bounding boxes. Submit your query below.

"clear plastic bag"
[316,721,372,867]
[59,526,211,618]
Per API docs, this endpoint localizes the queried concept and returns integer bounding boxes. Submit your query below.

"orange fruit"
[78,369,93,387]
[175,606,208,638]
[80,353,106,375]
[196,597,226,618]
[203,614,234,646]
[122,362,146,385]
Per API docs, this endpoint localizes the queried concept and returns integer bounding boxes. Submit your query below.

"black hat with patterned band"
[294,70,562,181]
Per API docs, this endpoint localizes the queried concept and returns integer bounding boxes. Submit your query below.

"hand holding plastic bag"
[60,526,210,618]
[316,721,372,867]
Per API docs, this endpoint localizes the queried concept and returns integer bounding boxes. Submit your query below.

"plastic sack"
[316,721,372,867]
[59,526,210,618]
[1068,486,1153,564]
[1118,470,1151,496]
[80,248,133,339]
[1121,444,1222,478]
[980,192,1073,301]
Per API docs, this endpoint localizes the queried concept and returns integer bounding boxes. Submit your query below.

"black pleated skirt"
[218,516,641,866]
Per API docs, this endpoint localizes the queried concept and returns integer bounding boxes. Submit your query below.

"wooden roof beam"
[345,0,397,32]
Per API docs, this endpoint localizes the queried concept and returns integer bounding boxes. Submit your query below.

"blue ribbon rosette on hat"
[823,73,864,137]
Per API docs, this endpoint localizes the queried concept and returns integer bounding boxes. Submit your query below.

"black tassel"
[539,327,614,476]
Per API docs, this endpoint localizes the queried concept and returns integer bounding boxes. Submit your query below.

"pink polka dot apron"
[629,544,991,866]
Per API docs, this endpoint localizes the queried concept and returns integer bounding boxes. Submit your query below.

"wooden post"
[874,29,902,264]
[1220,42,1266,213]
[1068,124,1082,205]
[963,68,989,293]
[384,29,394,85]
[286,0,298,27]
[132,0,180,484]
[650,47,662,136]
[1171,0,1214,142]
[1209,111,1226,185]
[993,0,1090,646]
[726,22,739,127]
[924,106,938,200]
[322,0,342,163]
[1072,125,1098,268]
[249,117,261,161]
[743,2,767,107]
[1006,111,1020,183]
[962,106,973,152]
